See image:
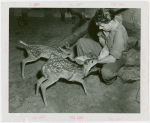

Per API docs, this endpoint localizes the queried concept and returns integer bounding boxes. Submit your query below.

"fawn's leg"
[36,77,46,96]
[70,76,88,95]
[41,76,59,106]
[21,56,38,78]
[77,79,88,95]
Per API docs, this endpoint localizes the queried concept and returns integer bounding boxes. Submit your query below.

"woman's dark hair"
[94,8,115,24]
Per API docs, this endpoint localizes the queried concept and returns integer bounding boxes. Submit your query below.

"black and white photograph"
[8,7,141,113]
[1,1,149,121]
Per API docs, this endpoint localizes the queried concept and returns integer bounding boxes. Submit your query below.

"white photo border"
[1,1,149,121]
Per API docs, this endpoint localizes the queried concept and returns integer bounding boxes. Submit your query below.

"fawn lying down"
[36,53,97,106]
[19,41,74,78]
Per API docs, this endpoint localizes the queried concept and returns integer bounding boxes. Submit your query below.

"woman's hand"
[98,46,109,60]
[98,55,116,64]
[101,33,111,42]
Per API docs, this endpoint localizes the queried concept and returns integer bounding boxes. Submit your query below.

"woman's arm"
[98,55,116,64]
[99,37,106,47]
[98,32,116,63]
[97,31,107,47]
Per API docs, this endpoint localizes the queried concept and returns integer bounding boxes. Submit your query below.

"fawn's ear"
[65,42,70,49]
[84,60,89,65]
[59,47,66,53]
[75,58,84,65]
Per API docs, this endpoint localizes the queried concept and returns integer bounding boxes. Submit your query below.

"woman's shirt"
[97,15,129,59]
[108,24,129,59]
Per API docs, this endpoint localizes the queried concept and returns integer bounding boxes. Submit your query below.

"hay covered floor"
[9,11,140,113]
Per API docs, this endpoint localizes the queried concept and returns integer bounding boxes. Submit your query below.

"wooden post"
[58,18,92,47]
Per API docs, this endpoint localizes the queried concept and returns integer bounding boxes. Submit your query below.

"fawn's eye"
[84,60,88,65]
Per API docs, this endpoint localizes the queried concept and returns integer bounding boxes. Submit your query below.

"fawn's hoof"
[45,103,48,107]
[85,92,88,95]
[22,75,25,79]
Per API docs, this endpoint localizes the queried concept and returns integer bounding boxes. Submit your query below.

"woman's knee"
[101,67,117,84]
[101,67,112,80]
[77,38,87,46]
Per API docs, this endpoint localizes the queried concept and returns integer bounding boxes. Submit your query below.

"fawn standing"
[36,53,97,106]
[19,41,74,78]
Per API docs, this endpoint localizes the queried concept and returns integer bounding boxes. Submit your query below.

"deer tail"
[19,40,28,46]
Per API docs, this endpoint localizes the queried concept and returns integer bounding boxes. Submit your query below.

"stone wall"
[11,8,141,29]
[83,8,141,30]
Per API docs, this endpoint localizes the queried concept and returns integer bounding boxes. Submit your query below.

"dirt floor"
[9,9,140,113]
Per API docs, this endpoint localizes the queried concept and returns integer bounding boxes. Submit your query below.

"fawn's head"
[73,56,98,75]
[58,42,74,59]
[75,56,91,65]
[83,59,98,76]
